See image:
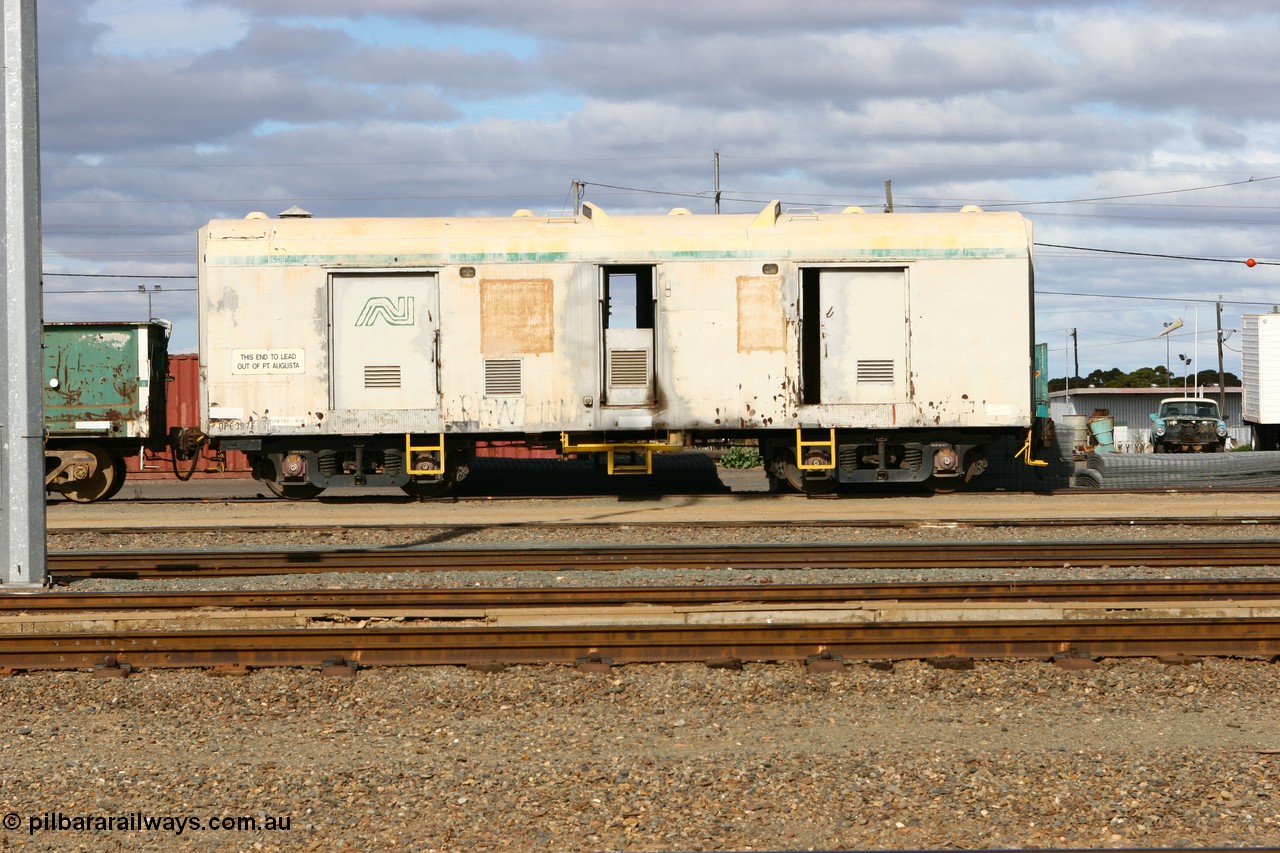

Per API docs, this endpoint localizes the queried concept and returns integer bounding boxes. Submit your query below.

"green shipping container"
[43,321,170,442]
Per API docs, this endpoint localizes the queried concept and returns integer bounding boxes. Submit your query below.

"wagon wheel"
[781,456,837,495]
[263,479,325,500]
[401,458,462,499]
[925,456,980,495]
[100,456,129,501]
[59,446,121,503]
[401,479,457,499]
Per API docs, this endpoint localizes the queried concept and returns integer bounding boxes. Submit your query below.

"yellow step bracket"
[1014,427,1049,467]
[405,433,446,475]
[795,428,837,470]
[560,432,684,475]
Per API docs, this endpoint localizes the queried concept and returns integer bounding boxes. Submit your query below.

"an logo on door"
[355,297,414,326]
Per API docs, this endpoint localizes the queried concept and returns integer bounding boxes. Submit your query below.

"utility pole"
[1217,298,1226,415]
[713,149,720,214]
[571,180,582,215]
[1071,328,1079,380]
[884,179,893,213]
[1064,329,1071,406]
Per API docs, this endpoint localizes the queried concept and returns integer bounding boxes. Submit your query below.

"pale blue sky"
[36,0,1280,379]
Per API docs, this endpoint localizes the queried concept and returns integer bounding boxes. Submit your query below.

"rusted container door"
[330,272,440,411]
[814,269,909,404]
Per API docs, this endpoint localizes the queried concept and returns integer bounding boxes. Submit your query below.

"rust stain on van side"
[736,276,787,353]
[480,279,554,355]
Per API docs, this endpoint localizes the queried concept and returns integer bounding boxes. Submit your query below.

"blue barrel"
[1088,416,1115,453]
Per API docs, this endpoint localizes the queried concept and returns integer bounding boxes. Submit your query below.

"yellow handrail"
[1014,428,1049,467]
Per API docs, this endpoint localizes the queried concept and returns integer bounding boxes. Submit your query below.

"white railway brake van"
[198,201,1037,498]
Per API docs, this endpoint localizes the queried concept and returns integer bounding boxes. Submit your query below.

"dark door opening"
[800,268,822,404]
[600,265,656,406]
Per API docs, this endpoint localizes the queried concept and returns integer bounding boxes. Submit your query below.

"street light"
[1158,318,1184,387]
[1178,353,1192,394]
[137,284,161,320]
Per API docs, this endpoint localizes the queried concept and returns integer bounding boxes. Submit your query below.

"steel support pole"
[1,0,45,588]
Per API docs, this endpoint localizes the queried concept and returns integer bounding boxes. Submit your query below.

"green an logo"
[355,296,414,326]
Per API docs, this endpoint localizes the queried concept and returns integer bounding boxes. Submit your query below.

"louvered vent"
[484,358,522,396]
[856,359,895,383]
[609,349,649,387]
[364,365,402,388]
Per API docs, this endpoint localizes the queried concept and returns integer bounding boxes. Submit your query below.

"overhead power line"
[43,272,195,279]
[1039,290,1276,307]
[1036,242,1275,265]
[985,174,1280,207]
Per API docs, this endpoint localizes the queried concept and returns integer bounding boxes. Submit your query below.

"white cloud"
[32,1,1280,372]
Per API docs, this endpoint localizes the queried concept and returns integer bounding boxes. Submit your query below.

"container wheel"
[925,455,980,494]
[263,480,325,500]
[401,454,463,499]
[401,477,458,499]
[100,457,128,501]
[782,457,837,495]
[59,446,121,503]
[401,482,453,499]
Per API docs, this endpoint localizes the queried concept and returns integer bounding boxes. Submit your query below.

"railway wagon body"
[199,201,1035,497]
[43,321,170,502]
[1242,313,1280,450]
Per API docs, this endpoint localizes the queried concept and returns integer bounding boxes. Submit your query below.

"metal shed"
[1049,386,1246,451]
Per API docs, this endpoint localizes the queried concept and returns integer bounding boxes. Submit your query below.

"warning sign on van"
[232,348,306,374]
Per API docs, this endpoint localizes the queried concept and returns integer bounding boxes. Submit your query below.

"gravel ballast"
[1,659,1277,851]
[12,484,1280,850]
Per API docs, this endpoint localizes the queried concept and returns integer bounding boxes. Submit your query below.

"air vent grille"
[364,365,402,388]
[484,358,522,396]
[856,359,895,383]
[609,350,649,387]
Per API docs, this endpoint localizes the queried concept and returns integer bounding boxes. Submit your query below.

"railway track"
[3,578,1280,672]
[45,514,1280,536]
[45,538,1280,581]
[11,578,1280,613]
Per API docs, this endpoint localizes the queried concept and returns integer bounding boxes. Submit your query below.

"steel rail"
[45,515,1280,536]
[2,617,1279,671]
[11,578,1280,614]
[45,539,1280,581]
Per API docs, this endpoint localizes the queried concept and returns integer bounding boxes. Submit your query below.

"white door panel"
[331,273,439,410]
[818,269,908,404]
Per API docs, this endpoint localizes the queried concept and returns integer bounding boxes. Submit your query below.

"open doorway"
[601,266,656,406]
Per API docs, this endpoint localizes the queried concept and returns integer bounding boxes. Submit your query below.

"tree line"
[1048,366,1240,393]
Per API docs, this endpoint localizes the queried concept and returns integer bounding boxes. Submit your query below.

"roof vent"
[512,209,535,217]
[959,205,984,214]
[668,207,691,216]
[245,211,270,220]
[278,205,313,218]
[841,206,866,214]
